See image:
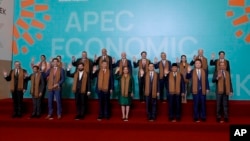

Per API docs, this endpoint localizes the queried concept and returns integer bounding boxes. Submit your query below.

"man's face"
[78,64,84,71]
[171,66,177,72]
[52,60,58,67]
[195,60,201,69]
[161,53,166,60]
[14,62,21,69]
[198,50,203,56]
[33,67,38,73]
[219,53,225,59]
[82,52,87,59]
[148,64,154,71]
[102,49,107,56]
[121,52,126,59]
[141,53,147,59]
[57,57,61,61]
[102,62,108,69]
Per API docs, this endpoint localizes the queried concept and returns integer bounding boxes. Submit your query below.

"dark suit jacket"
[94,55,113,70]
[27,73,45,94]
[112,59,132,73]
[4,69,28,91]
[72,58,93,73]
[92,69,114,93]
[67,70,91,93]
[212,70,233,93]
[210,59,230,72]
[186,69,210,94]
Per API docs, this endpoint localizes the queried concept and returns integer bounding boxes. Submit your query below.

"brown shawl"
[216,60,228,71]
[82,59,90,73]
[217,70,231,95]
[48,68,61,91]
[145,72,158,98]
[138,59,149,75]
[169,72,181,95]
[195,56,208,70]
[72,71,88,94]
[192,69,206,95]
[38,61,48,72]
[30,73,42,98]
[118,59,128,75]
[98,69,110,92]
[10,69,24,92]
[121,74,130,97]
[159,60,169,79]
[179,62,190,83]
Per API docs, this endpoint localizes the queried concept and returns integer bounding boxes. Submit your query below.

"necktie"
[150,72,153,81]
[198,69,201,80]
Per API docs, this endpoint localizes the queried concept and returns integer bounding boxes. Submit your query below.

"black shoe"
[12,113,18,118]
[30,114,36,118]
[74,115,80,120]
[224,118,229,123]
[97,116,103,121]
[216,118,221,123]
[201,118,206,122]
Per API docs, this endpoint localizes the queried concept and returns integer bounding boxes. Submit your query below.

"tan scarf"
[192,69,206,95]
[98,69,110,92]
[10,69,24,92]
[121,74,130,97]
[99,56,110,69]
[216,60,227,71]
[30,73,41,98]
[169,72,181,94]
[145,72,158,98]
[179,62,190,83]
[72,71,88,93]
[118,59,128,75]
[48,68,61,91]
[217,70,231,95]
[195,56,208,70]
[159,60,169,79]
[138,59,149,75]
[83,59,90,73]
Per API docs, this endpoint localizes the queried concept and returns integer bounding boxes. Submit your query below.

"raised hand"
[154,57,158,64]
[133,56,136,62]
[217,71,222,79]
[164,68,169,75]
[93,65,97,72]
[3,70,7,77]
[72,56,76,62]
[67,64,72,70]
[94,54,97,61]
[115,67,120,74]
[112,57,116,64]
[176,57,180,63]
[211,53,215,60]
[193,55,197,61]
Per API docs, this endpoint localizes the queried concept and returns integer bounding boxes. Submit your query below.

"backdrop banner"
[12,0,250,100]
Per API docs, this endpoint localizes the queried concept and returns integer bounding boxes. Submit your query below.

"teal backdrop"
[12,0,250,100]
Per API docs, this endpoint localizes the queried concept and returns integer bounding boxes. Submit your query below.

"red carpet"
[0,99,249,141]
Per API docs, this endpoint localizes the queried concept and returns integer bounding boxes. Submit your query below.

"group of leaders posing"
[3,48,233,123]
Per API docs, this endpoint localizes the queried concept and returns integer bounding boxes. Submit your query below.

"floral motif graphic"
[226,0,250,43]
[13,0,50,54]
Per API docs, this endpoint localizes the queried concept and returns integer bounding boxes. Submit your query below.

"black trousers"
[12,90,24,115]
[138,77,145,102]
[75,91,87,116]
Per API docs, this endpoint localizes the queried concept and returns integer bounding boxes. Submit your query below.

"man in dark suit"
[113,52,132,75]
[212,62,233,123]
[26,65,45,118]
[3,61,28,118]
[92,60,114,121]
[210,51,230,72]
[94,48,114,72]
[186,59,210,122]
[67,62,91,120]
[72,51,93,74]
[154,52,171,103]
[133,51,151,102]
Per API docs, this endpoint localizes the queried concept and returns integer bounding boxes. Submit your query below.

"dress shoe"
[45,115,53,120]
[97,116,103,121]
[30,114,36,118]
[57,115,62,119]
[74,115,80,120]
